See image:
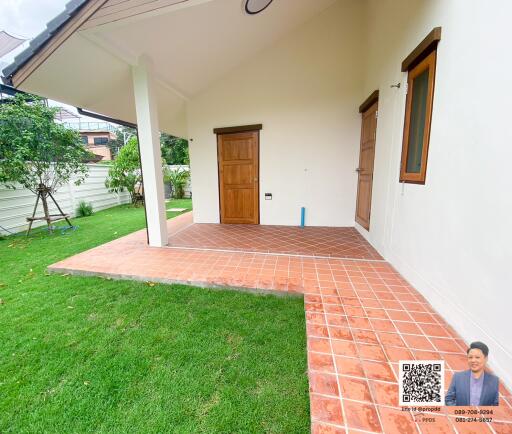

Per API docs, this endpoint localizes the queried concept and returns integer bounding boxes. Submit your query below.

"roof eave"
[1,0,103,89]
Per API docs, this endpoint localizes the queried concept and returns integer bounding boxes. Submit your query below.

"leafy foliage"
[105,137,141,204]
[76,200,93,217]
[0,94,88,193]
[160,133,189,165]
[108,126,136,158]
[164,167,190,199]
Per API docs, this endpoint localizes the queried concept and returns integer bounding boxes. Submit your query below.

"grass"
[0,199,309,433]
[164,197,193,219]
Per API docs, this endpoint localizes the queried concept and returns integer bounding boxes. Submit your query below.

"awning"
[0,30,27,58]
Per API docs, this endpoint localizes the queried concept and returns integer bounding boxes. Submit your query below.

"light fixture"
[244,0,274,15]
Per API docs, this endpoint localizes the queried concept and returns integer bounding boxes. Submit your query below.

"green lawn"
[165,198,193,219]
[0,200,309,433]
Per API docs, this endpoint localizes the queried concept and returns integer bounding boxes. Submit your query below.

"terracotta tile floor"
[168,218,383,260]
[48,213,511,433]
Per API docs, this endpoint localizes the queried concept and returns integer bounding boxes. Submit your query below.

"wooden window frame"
[399,28,441,184]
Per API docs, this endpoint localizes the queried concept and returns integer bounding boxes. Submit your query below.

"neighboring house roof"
[1,0,90,84]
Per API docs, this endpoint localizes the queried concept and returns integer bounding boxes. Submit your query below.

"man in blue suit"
[445,341,500,406]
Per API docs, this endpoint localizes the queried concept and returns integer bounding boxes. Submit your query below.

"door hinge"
[375,110,379,119]
[404,82,409,94]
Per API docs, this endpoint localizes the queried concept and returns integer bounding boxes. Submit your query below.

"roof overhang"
[2,0,105,86]
[2,0,337,138]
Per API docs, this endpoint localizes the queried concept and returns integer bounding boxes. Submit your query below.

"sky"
[0,0,68,64]
[0,0,107,122]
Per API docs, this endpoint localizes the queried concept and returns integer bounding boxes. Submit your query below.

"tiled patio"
[48,212,512,434]
[168,219,383,260]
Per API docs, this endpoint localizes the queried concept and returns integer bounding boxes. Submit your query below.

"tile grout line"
[315,263,350,434]
[306,349,462,367]
[358,263,426,434]
[345,263,387,434]
[166,214,195,238]
[305,322,467,354]
[310,391,512,424]
[163,245,387,263]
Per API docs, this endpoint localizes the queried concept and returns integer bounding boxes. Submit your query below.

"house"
[55,108,117,160]
[2,0,511,424]
[66,121,117,160]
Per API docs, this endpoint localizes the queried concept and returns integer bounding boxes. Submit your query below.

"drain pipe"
[300,167,308,228]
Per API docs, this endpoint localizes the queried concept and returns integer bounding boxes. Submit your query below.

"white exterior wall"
[175,0,512,388]
[188,0,365,226]
[360,0,512,388]
[0,164,130,235]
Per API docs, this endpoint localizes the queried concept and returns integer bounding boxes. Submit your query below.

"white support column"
[132,57,168,247]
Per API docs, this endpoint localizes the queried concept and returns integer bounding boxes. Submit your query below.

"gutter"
[77,108,136,129]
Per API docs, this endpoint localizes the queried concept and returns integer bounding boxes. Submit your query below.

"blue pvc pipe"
[300,207,305,227]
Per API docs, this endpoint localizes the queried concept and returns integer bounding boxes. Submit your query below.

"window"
[400,28,441,184]
[80,135,88,144]
[94,137,109,145]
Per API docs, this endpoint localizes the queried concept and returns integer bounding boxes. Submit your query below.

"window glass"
[94,137,108,145]
[406,68,429,173]
[399,29,440,184]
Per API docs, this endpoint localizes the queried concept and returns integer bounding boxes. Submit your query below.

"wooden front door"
[217,130,259,224]
[355,99,378,230]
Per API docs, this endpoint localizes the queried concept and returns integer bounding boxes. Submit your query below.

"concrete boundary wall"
[0,164,130,235]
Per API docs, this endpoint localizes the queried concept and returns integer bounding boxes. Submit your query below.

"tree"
[160,133,189,165]
[105,136,142,204]
[108,126,136,158]
[0,94,88,231]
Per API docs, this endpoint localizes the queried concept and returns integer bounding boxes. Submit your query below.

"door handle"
[356,168,363,173]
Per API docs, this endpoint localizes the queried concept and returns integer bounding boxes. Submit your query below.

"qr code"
[399,360,445,406]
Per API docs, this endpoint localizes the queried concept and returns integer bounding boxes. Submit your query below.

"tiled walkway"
[48,213,512,433]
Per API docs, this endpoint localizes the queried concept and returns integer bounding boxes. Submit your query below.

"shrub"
[76,201,93,217]
[105,137,141,204]
[164,167,190,199]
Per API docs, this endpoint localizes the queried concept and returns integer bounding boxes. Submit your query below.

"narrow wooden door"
[217,131,259,224]
[355,100,378,230]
